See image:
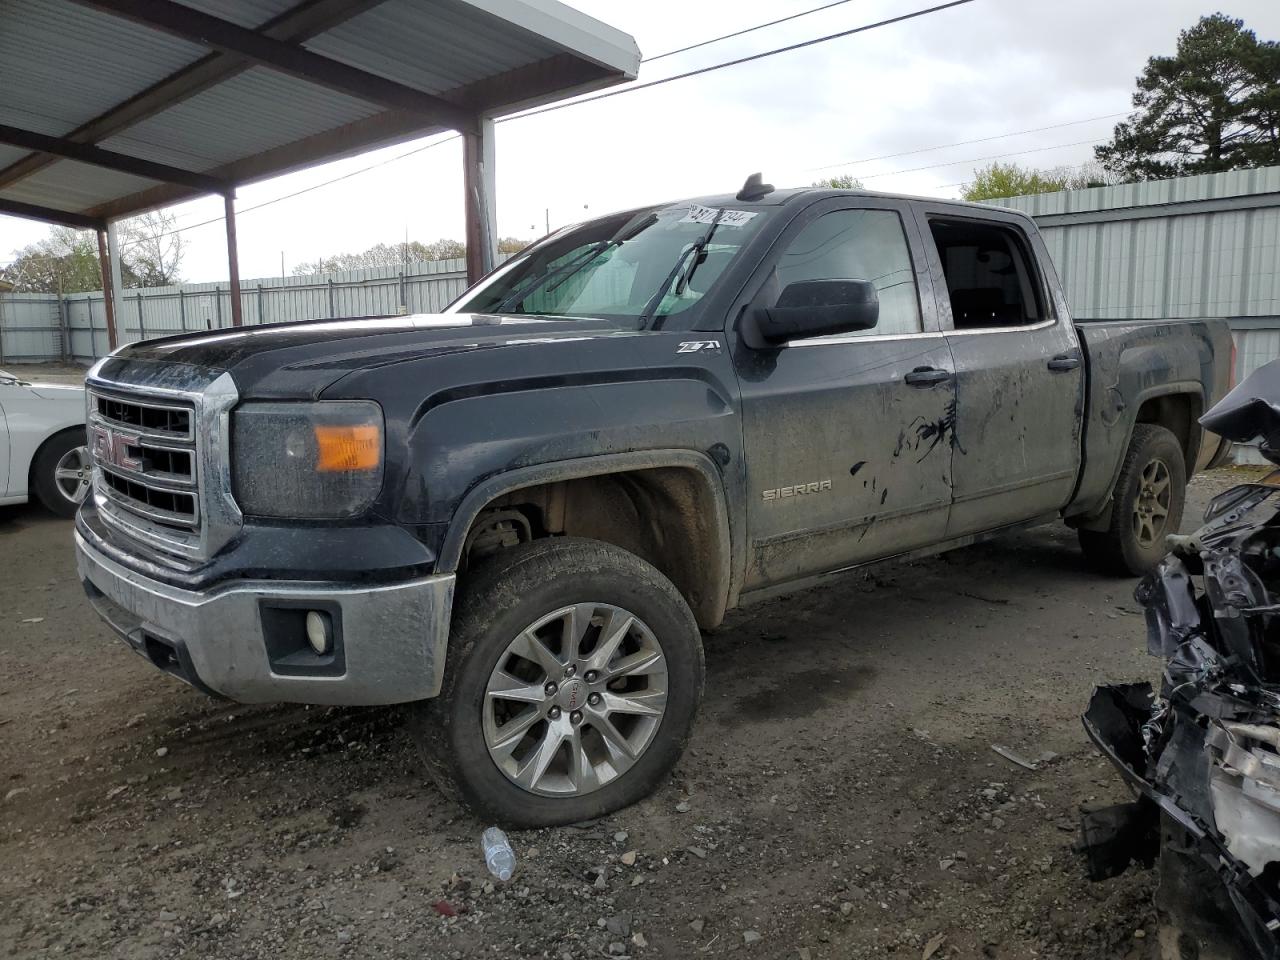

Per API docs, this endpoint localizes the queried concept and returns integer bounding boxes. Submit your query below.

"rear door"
[916,211,1084,537]
[730,198,956,590]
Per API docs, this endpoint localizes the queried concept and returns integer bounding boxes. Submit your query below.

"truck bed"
[1069,317,1233,520]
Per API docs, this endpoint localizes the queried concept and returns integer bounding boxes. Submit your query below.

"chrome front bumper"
[75,530,455,706]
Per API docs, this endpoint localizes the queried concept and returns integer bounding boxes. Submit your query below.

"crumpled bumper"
[76,529,455,706]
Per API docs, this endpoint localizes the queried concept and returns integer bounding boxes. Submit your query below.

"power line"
[508,0,977,121]
[642,0,862,63]
[854,136,1109,182]
[807,112,1129,173]
[123,133,464,245]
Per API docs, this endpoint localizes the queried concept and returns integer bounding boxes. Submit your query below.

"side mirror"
[754,279,879,344]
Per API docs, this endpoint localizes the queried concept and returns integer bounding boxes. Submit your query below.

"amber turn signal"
[314,424,381,472]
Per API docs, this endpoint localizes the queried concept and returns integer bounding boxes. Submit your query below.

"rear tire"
[1079,423,1186,576]
[31,430,90,519]
[407,537,704,827]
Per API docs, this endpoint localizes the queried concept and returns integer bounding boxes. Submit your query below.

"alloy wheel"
[482,602,669,797]
[53,445,92,506]
[1133,457,1172,547]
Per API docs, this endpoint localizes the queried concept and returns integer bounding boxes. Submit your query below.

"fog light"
[305,611,332,655]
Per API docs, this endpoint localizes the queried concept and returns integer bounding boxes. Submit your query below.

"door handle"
[904,367,951,387]
[1047,353,1081,372]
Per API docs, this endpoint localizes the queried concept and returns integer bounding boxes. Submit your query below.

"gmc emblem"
[92,425,142,472]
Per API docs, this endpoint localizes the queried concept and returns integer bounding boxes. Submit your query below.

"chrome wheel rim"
[1133,458,1172,547]
[53,445,92,506]
[483,602,669,797]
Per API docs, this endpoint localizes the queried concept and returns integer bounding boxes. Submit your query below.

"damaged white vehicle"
[1084,359,1280,960]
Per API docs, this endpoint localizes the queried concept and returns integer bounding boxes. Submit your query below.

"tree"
[119,210,186,287]
[3,210,189,293]
[294,236,532,275]
[960,162,1071,201]
[497,237,531,255]
[1095,14,1280,180]
[1,227,115,294]
[812,174,864,189]
[957,161,1123,201]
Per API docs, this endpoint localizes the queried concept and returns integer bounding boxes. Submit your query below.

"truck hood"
[102,312,637,397]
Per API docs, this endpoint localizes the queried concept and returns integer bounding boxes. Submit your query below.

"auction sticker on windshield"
[680,203,759,228]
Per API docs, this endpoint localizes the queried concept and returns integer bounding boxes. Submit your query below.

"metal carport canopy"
[0,0,639,346]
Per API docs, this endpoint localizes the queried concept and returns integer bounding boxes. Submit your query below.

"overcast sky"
[2,0,1278,283]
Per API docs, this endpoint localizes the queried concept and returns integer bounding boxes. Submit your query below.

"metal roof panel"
[97,68,383,171]
[3,159,162,213]
[0,0,207,133]
[307,0,562,96]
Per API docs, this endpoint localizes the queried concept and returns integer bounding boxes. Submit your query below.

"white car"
[0,369,88,517]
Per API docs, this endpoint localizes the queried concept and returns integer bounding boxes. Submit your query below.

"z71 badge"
[762,480,832,501]
[676,340,722,354]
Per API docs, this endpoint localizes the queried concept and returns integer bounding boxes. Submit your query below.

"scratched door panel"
[735,335,956,588]
[918,215,1085,538]
[943,325,1082,536]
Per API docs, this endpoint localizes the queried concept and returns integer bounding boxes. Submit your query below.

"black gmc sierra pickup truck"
[77,180,1232,825]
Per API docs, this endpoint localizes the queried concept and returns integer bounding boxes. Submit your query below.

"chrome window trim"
[786,330,947,347]
[784,317,1059,346]
[944,316,1058,336]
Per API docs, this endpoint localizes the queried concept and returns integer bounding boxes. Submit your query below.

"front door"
[918,213,1084,537]
[731,199,957,590]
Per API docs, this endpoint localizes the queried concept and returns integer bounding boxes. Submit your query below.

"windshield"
[452,202,772,328]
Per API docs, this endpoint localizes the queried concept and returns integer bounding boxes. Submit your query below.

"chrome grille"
[94,394,192,440]
[86,365,243,566]
[89,388,201,547]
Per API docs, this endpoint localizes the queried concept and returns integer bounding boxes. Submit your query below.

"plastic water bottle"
[481,826,516,882]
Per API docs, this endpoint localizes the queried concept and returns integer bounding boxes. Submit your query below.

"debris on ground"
[991,744,1038,771]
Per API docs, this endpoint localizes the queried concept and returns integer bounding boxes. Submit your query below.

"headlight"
[232,401,384,519]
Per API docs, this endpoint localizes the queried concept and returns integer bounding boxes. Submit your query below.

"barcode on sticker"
[679,203,759,228]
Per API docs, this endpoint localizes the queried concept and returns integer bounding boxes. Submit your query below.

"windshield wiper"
[639,208,726,330]
[494,212,659,314]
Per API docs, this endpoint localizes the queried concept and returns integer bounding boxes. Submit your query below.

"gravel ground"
[0,467,1265,960]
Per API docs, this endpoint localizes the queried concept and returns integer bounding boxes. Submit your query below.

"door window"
[774,209,922,338]
[928,219,1049,329]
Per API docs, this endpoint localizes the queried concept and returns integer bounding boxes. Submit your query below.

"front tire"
[1079,423,1186,576]
[408,537,704,827]
[32,430,90,518]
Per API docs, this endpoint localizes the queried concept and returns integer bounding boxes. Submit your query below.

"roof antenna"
[736,172,774,202]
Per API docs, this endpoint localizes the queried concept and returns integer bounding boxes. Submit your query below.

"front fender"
[437,448,737,591]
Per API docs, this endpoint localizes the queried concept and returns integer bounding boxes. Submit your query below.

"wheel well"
[28,425,86,492]
[459,467,729,629]
[1069,393,1200,533]
[1133,393,1200,468]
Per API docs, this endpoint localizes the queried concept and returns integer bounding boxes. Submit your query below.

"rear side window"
[774,209,922,337]
[929,219,1048,329]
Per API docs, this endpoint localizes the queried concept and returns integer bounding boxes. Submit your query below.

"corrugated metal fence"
[0,256,486,363]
